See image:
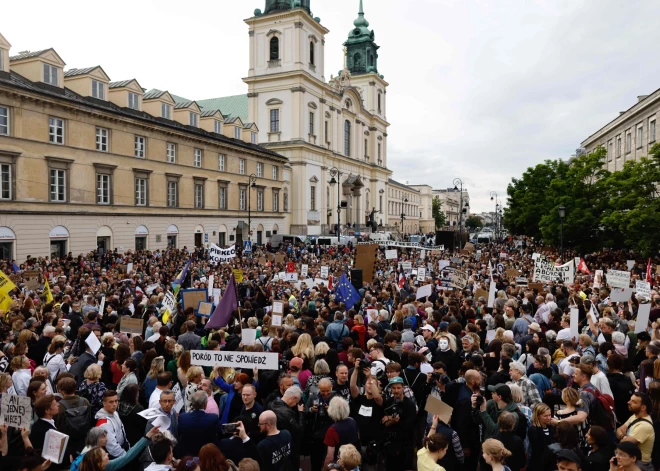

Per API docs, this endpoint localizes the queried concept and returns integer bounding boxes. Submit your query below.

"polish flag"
[577,258,590,275]
[328,275,333,291]
[398,272,405,289]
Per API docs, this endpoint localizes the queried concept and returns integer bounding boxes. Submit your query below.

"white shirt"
[43,352,69,381]
[149,388,164,409]
[12,369,32,396]
[370,357,390,377]
[558,353,580,376]
[591,370,613,397]
[556,327,574,342]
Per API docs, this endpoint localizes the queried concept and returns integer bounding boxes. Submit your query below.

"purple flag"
[206,274,238,329]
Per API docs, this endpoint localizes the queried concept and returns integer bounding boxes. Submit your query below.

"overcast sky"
[3,0,659,212]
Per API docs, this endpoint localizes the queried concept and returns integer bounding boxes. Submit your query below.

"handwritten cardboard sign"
[119,318,144,335]
[0,394,32,429]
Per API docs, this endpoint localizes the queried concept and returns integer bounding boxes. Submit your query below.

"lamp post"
[400,197,408,237]
[558,205,566,260]
[247,173,257,243]
[453,178,464,246]
[328,167,342,239]
[490,191,499,240]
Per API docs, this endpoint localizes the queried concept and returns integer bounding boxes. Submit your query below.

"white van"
[369,232,393,242]
[270,234,306,246]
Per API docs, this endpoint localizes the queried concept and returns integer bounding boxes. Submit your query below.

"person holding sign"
[30,395,60,453]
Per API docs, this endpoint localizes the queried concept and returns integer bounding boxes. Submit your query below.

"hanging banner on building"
[606,270,631,289]
[190,350,278,370]
[533,260,575,284]
[208,244,236,263]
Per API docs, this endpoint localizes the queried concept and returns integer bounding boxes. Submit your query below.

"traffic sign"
[243,240,252,253]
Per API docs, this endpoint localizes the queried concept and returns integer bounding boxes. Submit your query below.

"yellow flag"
[44,279,54,303]
[162,310,170,324]
[0,270,18,312]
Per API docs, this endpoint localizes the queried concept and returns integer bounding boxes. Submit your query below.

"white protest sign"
[532,253,540,261]
[85,332,101,355]
[627,260,635,270]
[146,283,161,295]
[385,250,398,260]
[610,287,634,303]
[401,262,412,271]
[213,288,221,306]
[574,257,581,268]
[570,308,579,342]
[416,284,433,299]
[366,309,379,324]
[451,270,469,289]
[636,304,652,334]
[420,249,426,260]
[607,270,631,289]
[208,275,214,299]
[438,260,451,271]
[171,384,184,413]
[127,263,133,275]
[285,273,299,281]
[594,270,604,289]
[278,272,286,281]
[191,350,279,370]
[487,282,497,308]
[271,314,282,326]
[242,329,257,346]
[486,329,496,343]
[320,266,329,279]
[301,264,309,278]
[588,303,598,324]
[162,291,176,314]
[208,244,236,263]
[533,260,574,284]
[417,267,426,280]
[137,408,163,420]
[272,301,284,314]
[42,429,69,464]
[0,394,32,429]
[500,252,507,259]
[636,281,651,300]
[98,296,105,317]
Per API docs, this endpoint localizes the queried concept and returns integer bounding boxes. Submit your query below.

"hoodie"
[473,399,520,440]
[95,408,129,459]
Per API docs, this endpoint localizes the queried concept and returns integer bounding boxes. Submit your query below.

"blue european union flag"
[11,263,19,273]
[334,273,362,308]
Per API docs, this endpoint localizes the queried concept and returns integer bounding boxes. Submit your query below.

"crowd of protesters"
[0,237,658,471]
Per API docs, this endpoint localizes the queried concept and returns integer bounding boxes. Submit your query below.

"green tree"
[432,196,446,229]
[465,215,484,230]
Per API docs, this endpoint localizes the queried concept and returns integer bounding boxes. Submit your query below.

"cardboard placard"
[190,350,279,370]
[607,270,631,289]
[460,250,470,256]
[474,288,489,300]
[272,301,284,314]
[275,254,285,264]
[301,264,309,278]
[271,314,282,326]
[636,281,651,300]
[23,270,40,279]
[259,257,267,265]
[464,242,475,252]
[425,395,453,426]
[197,302,214,317]
[181,289,208,313]
[233,269,243,283]
[505,269,519,281]
[42,429,69,464]
[528,282,544,292]
[26,278,39,290]
[0,394,32,429]
[120,318,144,335]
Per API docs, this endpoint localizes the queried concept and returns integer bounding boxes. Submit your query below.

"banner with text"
[208,244,236,263]
[607,270,631,289]
[190,350,278,370]
[533,260,574,284]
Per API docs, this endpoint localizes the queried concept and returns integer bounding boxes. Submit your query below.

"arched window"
[378,92,381,111]
[369,53,374,67]
[353,52,362,71]
[344,120,351,157]
[283,189,288,212]
[270,37,280,61]
[310,41,315,65]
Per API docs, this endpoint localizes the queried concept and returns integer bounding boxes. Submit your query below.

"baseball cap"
[580,355,596,366]
[289,357,304,370]
[439,321,449,330]
[422,325,436,334]
[556,449,582,465]
[637,331,651,342]
[388,376,404,385]
[487,383,511,398]
[528,322,542,333]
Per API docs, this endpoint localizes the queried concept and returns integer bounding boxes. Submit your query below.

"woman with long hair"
[26,380,47,424]
[42,340,67,382]
[166,344,184,387]
[129,335,144,364]
[481,438,512,471]
[198,443,238,471]
[483,339,502,376]
[528,403,556,471]
[549,422,585,466]
[177,350,191,388]
[350,315,367,350]
[109,344,130,390]
[555,387,589,450]
[292,333,316,365]
[143,356,165,401]
[118,383,146,448]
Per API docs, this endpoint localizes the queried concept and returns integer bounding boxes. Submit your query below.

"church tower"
[344,0,379,75]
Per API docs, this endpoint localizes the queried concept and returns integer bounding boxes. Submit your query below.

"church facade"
[244,0,392,235]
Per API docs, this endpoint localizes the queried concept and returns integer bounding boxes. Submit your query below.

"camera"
[359,359,372,370]
[388,398,403,419]
[475,395,484,408]
[220,423,239,434]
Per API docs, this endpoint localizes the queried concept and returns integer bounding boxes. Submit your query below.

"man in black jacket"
[67,302,84,341]
[269,385,304,470]
[70,343,103,387]
[30,395,59,452]
[382,377,417,471]
[450,369,482,471]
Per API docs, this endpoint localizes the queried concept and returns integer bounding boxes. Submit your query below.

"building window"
[96,127,109,152]
[257,190,264,212]
[378,93,381,112]
[608,141,613,161]
[310,41,315,65]
[128,92,139,110]
[379,195,383,213]
[344,120,351,156]
[167,181,178,207]
[194,149,202,168]
[273,190,279,212]
[325,121,329,142]
[626,130,632,153]
[189,112,198,127]
[161,103,172,119]
[270,109,280,133]
[49,117,64,144]
[364,139,368,158]
[651,119,656,143]
[234,126,241,139]
[135,178,147,206]
[637,126,644,149]
[92,80,105,99]
[0,164,11,200]
[272,165,278,180]
[283,190,288,212]
[218,186,227,209]
[218,154,225,171]
[239,159,245,175]
[43,64,58,86]
[378,143,382,164]
[310,186,316,210]
[0,107,8,135]
[194,183,204,208]
[96,174,111,204]
[257,162,263,177]
[251,132,257,144]
[135,136,146,158]
[239,188,246,210]
[50,169,66,202]
[167,143,176,163]
[214,120,222,134]
[309,112,314,135]
[617,136,622,157]
[270,37,279,61]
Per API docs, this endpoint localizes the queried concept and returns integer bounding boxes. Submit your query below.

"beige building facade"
[409,184,434,233]
[581,89,659,172]
[387,179,420,234]
[0,32,289,261]
[432,188,470,230]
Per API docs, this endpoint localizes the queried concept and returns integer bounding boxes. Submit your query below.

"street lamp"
[247,173,257,244]
[490,191,499,240]
[400,197,408,236]
[558,205,566,260]
[328,167,342,238]
[453,178,464,247]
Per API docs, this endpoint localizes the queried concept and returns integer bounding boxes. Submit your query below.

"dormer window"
[234,126,241,140]
[92,80,105,99]
[43,64,58,86]
[128,92,139,110]
[189,112,198,127]
[251,132,257,144]
[161,103,171,119]
[214,120,222,134]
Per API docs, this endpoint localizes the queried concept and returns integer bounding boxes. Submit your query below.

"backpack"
[513,407,528,441]
[60,397,92,441]
[582,387,616,430]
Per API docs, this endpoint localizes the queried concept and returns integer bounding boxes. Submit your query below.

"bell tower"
[344,0,379,75]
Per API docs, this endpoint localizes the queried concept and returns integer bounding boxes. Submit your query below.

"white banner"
[607,270,631,289]
[533,261,575,284]
[190,350,279,370]
[208,244,236,263]
[301,265,308,278]
[358,241,444,250]
[385,250,398,260]
[636,281,651,300]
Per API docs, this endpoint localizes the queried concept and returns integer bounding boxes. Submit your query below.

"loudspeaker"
[350,269,363,290]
